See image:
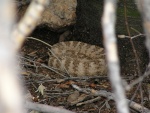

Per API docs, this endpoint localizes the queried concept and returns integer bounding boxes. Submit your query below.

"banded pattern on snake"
[48,41,107,76]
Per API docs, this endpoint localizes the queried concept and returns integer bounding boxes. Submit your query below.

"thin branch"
[126,62,150,90]
[123,0,144,111]
[130,27,142,34]
[123,0,142,76]
[118,34,145,39]
[20,55,66,77]
[26,36,70,76]
[76,96,101,106]
[27,37,52,48]
[93,90,150,113]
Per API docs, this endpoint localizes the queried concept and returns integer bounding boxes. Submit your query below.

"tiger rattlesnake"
[48,41,107,76]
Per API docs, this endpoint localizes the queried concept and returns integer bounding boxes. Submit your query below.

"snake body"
[48,41,107,76]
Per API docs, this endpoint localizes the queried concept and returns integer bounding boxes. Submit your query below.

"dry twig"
[72,84,150,113]
[123,0,144,111]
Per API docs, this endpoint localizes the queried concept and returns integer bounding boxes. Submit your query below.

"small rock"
[16,0,77,31]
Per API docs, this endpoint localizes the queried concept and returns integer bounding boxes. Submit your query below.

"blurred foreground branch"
[0,0,49,113]
[0,0,24,113]
[12,0,49,50]
[102,0,129,113]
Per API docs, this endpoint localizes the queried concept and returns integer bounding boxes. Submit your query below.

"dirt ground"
[19,0,150,113]
[20,26,150,113]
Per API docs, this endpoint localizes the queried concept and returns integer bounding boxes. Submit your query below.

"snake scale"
[48,41,107,76]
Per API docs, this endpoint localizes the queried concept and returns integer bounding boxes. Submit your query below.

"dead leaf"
[67,91,80,103]
[28,51,37,56]
[65,80,75,85]
[36,58,44,63]
[91,89,97,95]
[89,83,97,88]
[56,79,65,83]
[70,94,88,106]
[38,84,46,95]
[58,83,70,89]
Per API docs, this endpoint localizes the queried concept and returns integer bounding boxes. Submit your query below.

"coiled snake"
[48,41,107,76]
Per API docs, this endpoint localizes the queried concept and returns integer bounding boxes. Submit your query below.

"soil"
[21,27,150,113]
[20,0,150,113]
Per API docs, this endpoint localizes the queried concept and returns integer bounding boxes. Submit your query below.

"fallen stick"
[25,101,75,113]
[72,84,150,113]
[92,89,150,113]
